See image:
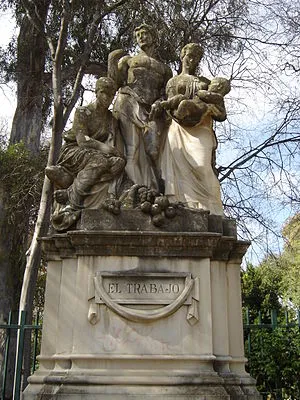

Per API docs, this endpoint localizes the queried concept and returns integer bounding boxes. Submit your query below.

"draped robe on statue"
[160,73,224,216]
[113,86,157,189]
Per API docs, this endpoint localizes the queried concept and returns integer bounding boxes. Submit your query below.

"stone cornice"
[41,230,250,262]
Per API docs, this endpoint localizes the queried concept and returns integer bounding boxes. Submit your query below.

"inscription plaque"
[95,272,192,305]
[88,271,199,325]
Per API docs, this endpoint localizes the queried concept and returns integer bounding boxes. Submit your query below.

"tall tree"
[9,0,50,154]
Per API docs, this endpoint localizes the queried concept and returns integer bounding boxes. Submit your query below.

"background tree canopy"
[242,212,300,315]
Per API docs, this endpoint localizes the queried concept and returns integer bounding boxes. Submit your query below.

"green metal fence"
[244,308,300,400]
[1,309,299,399]
[0,311,41,400]
[244,308,300,355]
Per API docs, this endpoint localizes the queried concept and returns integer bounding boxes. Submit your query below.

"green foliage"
[242,215,300,398]
[245,326,300,399]
[0,141,46,227]
[282,214,300,246]
[242,212,300,313]
[0,141,47,307]
[0,38,17,82]
[241,261,282,320]
[280,214,300,308]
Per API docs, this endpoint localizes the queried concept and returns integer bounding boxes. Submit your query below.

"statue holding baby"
[46,26,230,231]
[158,43,231,216]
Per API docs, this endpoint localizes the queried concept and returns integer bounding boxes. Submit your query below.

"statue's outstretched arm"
[108,49,130,87]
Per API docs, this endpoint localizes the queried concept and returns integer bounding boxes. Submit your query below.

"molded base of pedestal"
[23,369,261,399]
[23,382,261,400]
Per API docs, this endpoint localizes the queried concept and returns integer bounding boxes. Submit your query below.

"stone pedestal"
[23,209,261,399]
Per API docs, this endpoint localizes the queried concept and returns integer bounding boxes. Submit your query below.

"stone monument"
[23,34,261,399]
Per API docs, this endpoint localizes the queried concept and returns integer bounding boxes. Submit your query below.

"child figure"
[160,77,231,126]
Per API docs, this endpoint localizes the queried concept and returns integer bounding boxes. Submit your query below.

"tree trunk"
[5,3,51,392]
[9,11,48,154]
[19,179,51,391]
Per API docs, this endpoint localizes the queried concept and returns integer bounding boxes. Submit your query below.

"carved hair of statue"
[95,76,118,95]
[180,43,204,61]
[209,77,231,96]
[134,23,158,44]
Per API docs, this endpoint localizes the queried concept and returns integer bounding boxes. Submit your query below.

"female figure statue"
[160,43,230,215]
[46,77,126,230]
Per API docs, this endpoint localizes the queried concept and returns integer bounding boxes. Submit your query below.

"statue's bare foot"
[54,189,69,205]
[45,166,74,188]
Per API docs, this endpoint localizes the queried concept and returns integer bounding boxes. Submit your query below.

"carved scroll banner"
[88,272,200,325]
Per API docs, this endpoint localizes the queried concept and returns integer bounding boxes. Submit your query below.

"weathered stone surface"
[42,230,247,261]
[43,208,241,261]
[159,43,230,215]
[222,218,237,237]
[47,40,233,234]
[208,214,224,234]
[24,383,231,399]
[112,24,172,190]
[46,77,125,232]
[27,21,263,399]
[78,207,210,232]
[77,208,237,236]
[24,229,262,400]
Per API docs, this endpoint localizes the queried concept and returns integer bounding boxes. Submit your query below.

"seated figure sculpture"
[46,77,126,230]
[160,43,231,215]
